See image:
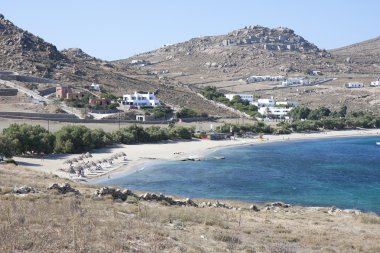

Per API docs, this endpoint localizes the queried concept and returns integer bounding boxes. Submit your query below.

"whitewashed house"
[255,98,275,107]
[225,94,254,104]
[282,78,307,86]
[258,107,292,118]
[345,82,364,88]
[121,91,160,107]
[254,97,298,118]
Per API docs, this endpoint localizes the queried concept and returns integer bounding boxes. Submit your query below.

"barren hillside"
[0,14,236,116]
[115,26,348,85]
[330,36,380,74]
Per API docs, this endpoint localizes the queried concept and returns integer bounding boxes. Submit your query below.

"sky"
[2,0,380,61]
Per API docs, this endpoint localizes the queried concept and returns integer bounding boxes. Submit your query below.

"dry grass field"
[1,164,380,253]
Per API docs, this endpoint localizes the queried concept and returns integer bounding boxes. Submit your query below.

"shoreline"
[13,128,380,182]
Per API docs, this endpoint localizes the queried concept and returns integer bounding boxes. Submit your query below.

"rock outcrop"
[47,182,79,194]
[13,185,36,194]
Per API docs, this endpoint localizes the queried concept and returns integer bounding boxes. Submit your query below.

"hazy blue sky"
[2,1,379,60]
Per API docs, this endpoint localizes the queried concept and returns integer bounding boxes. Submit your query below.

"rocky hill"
[0,14,237,116]
[330,36,380,73]
[0,14,144,88]
[115,26,347,85]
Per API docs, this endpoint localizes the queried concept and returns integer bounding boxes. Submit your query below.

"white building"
[225,94,254,104]
[282,78,305,86]
[246,75,284,83]
[121,91,160,107]
[345,82,364,88]
[89,83,101,91]
[370,78,380,87]
[275,101,300,107]
[254,98,275,107]
[258,107,293,118]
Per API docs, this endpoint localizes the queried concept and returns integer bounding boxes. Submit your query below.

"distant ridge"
[115,25,342,84]
[331,36,380,56]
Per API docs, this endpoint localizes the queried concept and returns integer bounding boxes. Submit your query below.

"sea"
[98,136,380,213]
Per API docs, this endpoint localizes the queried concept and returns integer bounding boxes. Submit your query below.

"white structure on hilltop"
[345,82,364,88]
[370,78,380,87]
[121,91,160,107]
[225,94,254,104]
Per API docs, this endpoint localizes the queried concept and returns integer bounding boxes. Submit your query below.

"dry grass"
[359,213,380,224]
[1,164,380,252]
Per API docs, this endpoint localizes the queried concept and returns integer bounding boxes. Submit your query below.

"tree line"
[285,106,380,132]
[214,105,380,136]
[0,124,194,158]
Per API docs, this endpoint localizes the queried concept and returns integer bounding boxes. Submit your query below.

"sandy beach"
[14,128,380,181]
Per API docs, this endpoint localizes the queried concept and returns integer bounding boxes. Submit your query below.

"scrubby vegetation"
[286,105,380,132]
[0,123,194,157]
[54,126,113,153]
[201,86,258,116]
[140,106,173,119]
[217,121,274,135]
[176,107,208,118]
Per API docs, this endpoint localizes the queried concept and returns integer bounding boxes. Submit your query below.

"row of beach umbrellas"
[64,151,127,173]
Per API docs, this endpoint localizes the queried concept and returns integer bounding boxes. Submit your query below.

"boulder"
[264,202,291,210]
[94,186,136,201]
[249,204,260,212]
[47,182,79,195]
[13,185,36,194]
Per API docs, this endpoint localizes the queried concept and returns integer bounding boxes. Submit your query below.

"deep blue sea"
[99,136,380,213]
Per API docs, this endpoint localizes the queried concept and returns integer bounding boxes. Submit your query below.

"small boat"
[376,142,380,146]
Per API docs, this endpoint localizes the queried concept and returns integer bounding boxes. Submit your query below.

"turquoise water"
[99,136,380,213]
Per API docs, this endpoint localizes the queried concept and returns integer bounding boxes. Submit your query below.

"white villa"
[225,93,254,104]
[121,91,160,107]
[253,97,299,118]
[258,107,292,118]
[345,82,364,88]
